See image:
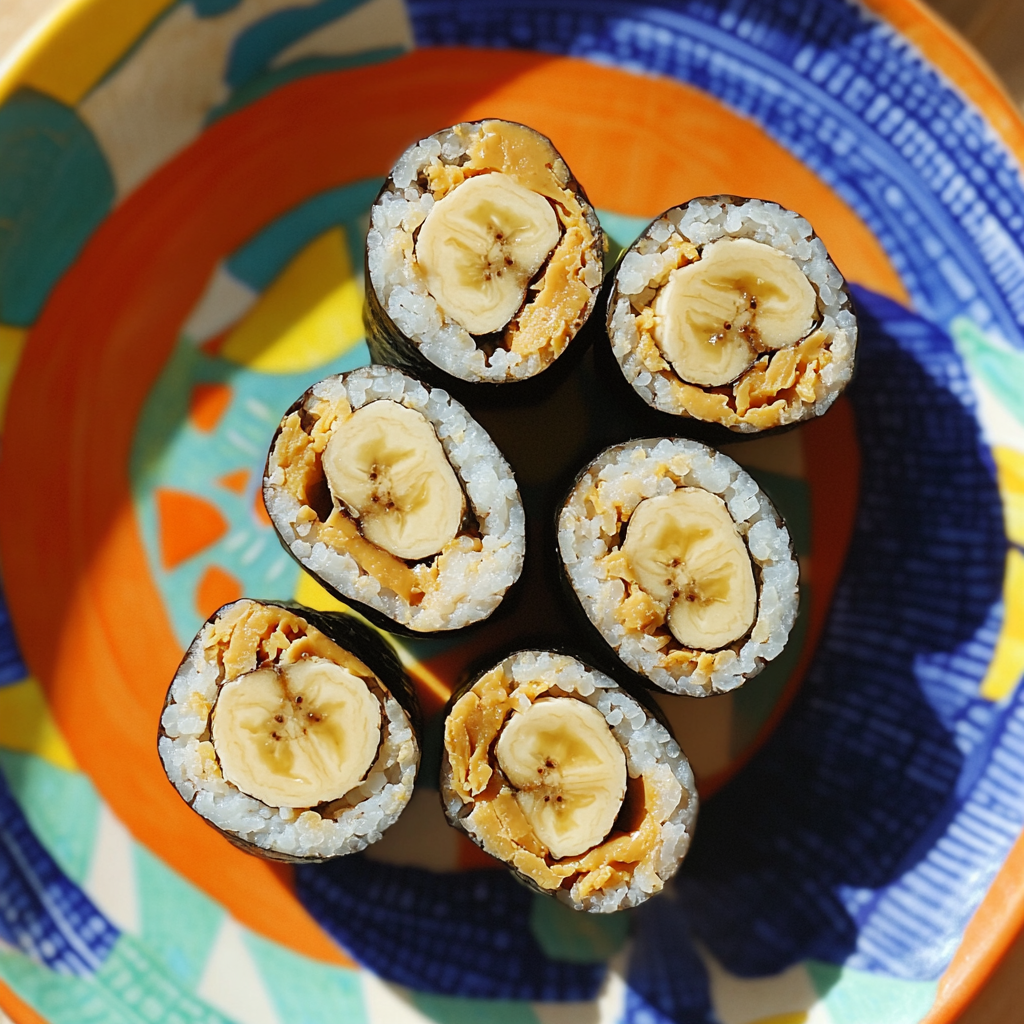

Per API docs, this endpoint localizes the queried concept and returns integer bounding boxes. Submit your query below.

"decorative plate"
[1,1,1023,1022]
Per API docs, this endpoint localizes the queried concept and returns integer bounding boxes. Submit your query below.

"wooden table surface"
[0,1,1021,1022]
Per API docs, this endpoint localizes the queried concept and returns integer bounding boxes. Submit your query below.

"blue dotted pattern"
[295,855,607,1000]
[0,771,118,976]
[406,0,1024,354]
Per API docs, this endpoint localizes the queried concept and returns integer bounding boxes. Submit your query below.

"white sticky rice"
[558,439,799,696]
[608,197,857,432]
[264,365,526,632]
[440,650,697,912]
[158,602,418,860]
[366,122,604,381]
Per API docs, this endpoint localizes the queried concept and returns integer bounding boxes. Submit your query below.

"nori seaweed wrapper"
[602,194,857,440]
[438,647,698,912]
[364,118,606,408]
[262,366,526,639]
[158,599,421,863]
[556,437,800,697]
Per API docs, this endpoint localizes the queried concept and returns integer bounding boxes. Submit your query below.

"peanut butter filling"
[191,601,381,788]
[423,120,601,365]
[191,601,397,823]
[623,236,836,430]
[204,600,375,683]
[268,398,481,605]
[583,452,751,690]
[444,666,686,899]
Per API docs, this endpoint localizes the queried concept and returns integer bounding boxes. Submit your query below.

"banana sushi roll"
[263,365,526,635]
[606,196,857,433]
[441,650,697,912]
[158,599,420,862]
[365,118,604,392]
[558,439,799,697]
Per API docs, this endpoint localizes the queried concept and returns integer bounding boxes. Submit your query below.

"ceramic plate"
[1,1,1023,1022]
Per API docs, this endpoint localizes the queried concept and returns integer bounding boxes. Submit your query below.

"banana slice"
[211,658,381,809]
[495,697,626,859]
[653,236,818,386]
[322,401,464,561]
[623,488,757,649]
[415,171,560,335]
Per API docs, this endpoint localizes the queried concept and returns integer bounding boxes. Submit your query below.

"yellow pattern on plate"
[220,226,364,373]
[2,0,173,106]
[980,547,1024,703]
[994,446,1024,547]
[0,677,77,770]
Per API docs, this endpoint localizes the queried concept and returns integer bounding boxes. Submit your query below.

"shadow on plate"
[292,288,1006,1020]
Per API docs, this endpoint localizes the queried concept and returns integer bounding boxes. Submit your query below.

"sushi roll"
[558,439,799,697]
[606,196,857,433]
[263,365,525,636]
[158,599,420,862]
[365,119,605,397]
[440,650,697,912]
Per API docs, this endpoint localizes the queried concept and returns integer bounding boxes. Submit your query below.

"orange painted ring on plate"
[0,47,902,964]
[0,975,49,1024]
[0,0,1018,1012]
